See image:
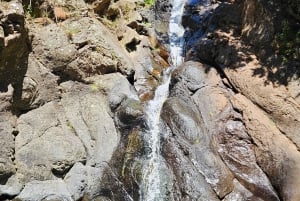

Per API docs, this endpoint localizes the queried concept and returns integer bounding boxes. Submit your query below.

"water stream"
[139,0,187,200]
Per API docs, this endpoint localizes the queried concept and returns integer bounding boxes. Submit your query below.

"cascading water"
[169,0,187,66]
[139,0,187,200]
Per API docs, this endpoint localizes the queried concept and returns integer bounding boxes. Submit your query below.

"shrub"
[274,20,300,62]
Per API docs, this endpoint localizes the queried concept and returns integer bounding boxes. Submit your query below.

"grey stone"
[63,17,135,79]
[162,61,282,200]
[64,162,87,201]
[115,98,144,128]
[15,102,86,182]
[84,73,139,110]
[15,180,72,201]
[12,54,60,110]
[0,84,13,111]
[61,85,119,166]
[0,113,15,183]
[162,97,204,143]
[31,23,77,72]
[163,138,219,201]
[0,174,23,197]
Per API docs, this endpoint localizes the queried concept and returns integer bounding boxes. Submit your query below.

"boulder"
[0,174,23,197]
[63,17,135,78]
[12,54,60,110]
[31,23,78,75]
[15,101,87,182]
[115,98,144,128]
[231,93,300,200]
[64,162,87,201]
[0,113,15,184]
[15,179,72,201]
[161,61,281,200]
[31,17,135,81]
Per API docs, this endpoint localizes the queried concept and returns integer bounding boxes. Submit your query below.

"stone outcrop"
[0,0,146,200]
[0,0,300,200]
[0,0,29,107]
[169,0,300,200]
[161,61,282,200]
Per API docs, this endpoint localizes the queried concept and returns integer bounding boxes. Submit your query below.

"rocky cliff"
[0,0,299,201]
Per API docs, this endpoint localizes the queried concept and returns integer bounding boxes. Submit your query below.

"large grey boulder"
[31,23,78,74]
[12,54,61,110]
[15,179,72,201]
[162,97,234,198]
[31,17,135,81]
[231,93,300,201]
[163,137,220,201]
[14,73,135,174]
[12,71,139,199]
[60,85,119,167]
[0,174,23,197]
[15,101,87,182]
[64,17,134,78]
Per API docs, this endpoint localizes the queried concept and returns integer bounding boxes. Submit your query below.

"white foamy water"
[139,0,187,200]
[169,0,187,66]
[140,69,173,201]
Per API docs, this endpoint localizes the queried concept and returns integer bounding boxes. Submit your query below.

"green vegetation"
[274,20,300,62]
[286,0,300,20]
[144,0,155,6]
[25,5,35,20]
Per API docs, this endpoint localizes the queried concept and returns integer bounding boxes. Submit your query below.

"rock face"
[164,0,300,200]
[12,73,139,200]
[0,0,146,200]
[0,0,300,200]
[0,0,29,104]
[160,61,283,200]
[0,113,15,183]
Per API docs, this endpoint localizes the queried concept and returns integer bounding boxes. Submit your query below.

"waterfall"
[169,0,187,66]
[139,0,187,200]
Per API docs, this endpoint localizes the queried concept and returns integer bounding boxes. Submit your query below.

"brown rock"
[231,93,300,201]
[53,7,67,21]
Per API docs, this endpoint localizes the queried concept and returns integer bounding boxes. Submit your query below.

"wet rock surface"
[160,61,281,200]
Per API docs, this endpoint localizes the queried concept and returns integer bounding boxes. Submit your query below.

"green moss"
[122,130,142,177]
[144,0,155,6]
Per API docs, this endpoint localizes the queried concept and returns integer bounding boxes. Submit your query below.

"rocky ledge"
[0,0,300,200]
